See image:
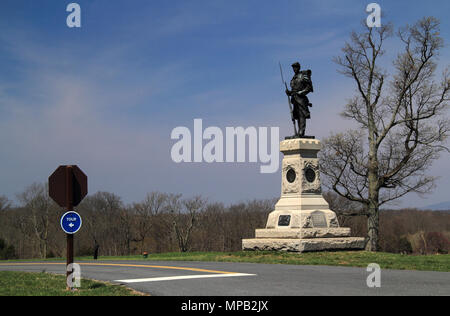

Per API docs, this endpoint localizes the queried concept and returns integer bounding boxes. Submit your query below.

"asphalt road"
[0,260,449,296]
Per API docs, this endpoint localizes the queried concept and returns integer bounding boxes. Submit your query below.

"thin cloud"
[0,0,449,209]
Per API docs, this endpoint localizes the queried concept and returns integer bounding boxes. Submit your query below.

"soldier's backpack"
[306,70,313,93]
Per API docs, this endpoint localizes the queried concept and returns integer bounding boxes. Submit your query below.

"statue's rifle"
[279,62,298,136]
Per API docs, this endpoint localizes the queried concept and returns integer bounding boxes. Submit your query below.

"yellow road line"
[0,262,236,275]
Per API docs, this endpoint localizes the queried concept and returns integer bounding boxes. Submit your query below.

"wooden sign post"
[49,165,87,289]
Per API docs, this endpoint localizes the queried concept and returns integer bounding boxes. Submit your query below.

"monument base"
[241,138,366,253]
[243,226,365,253]
[255,228,351,239]
[242,236,366,252]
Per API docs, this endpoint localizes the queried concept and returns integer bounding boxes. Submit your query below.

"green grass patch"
[77,251,450,272]
[3,251,448,272]
[0,271,143,296]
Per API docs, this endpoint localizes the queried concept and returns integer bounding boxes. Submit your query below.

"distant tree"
[323,191,367,234]
[79,191,124,256]
[0,238,15,259]
[130,192,170,253]
[320,17,450,251]
[166,195,206,252]
[0,195,11,212]
[16,183,58,258]
[323,191,365,216]
[398,237,413,254]
[424,232,449,254]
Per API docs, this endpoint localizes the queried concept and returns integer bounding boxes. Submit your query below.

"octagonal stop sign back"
[49,165,88,207]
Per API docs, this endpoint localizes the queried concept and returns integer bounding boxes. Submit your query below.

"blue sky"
[0,0,449,208]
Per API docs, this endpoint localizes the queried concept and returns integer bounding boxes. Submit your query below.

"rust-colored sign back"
[49,165,88,207]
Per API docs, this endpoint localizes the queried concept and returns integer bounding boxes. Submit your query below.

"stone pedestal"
[242,138,366,252]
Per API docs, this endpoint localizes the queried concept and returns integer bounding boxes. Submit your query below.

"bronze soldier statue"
[284,62,313,137]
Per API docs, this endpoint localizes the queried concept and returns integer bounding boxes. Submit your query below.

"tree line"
[0,183,448,260]
[0,183,272,259]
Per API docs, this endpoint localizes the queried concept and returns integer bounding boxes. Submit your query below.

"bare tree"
[0,195,11,212]
[118,206,135,255]
[79,191,123,256]
[16,183,58,258]
[166,195,206,252]
[320,17,449,251]
[131,192,170,253]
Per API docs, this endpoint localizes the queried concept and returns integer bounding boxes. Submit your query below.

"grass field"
[2,251,449,272]
[0,271,143,296]
[78,251,450,272]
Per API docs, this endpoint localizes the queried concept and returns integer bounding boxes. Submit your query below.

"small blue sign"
[60,211,82,234]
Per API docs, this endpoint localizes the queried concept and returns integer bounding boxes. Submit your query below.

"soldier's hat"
[291,62,301,68]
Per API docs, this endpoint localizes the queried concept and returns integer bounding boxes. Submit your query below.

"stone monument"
[242,138,366,252]
[242,61,366,252]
